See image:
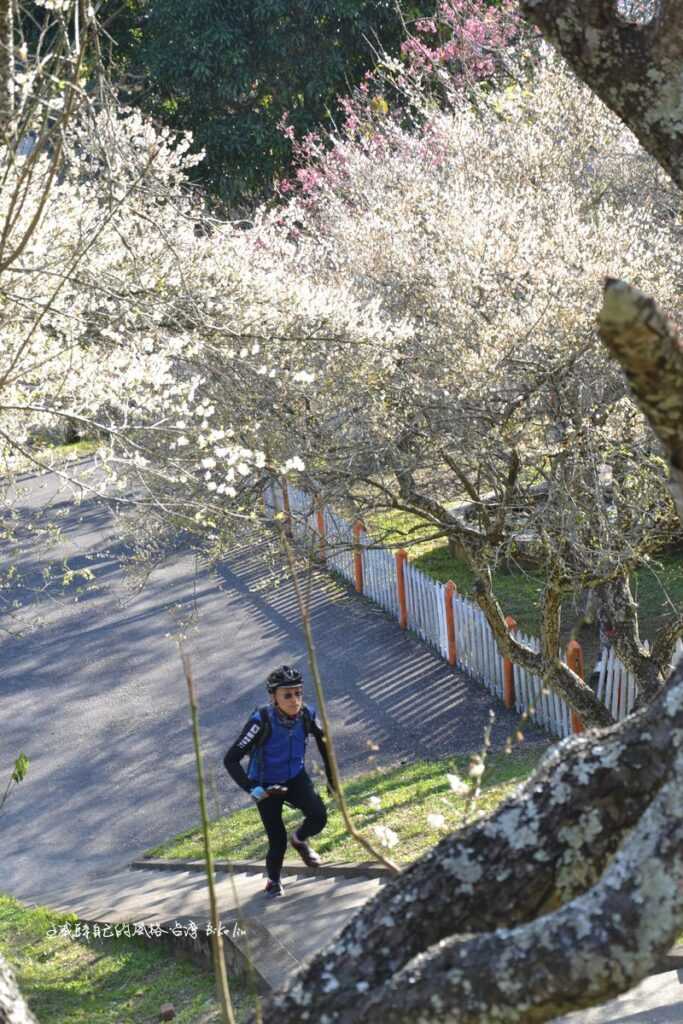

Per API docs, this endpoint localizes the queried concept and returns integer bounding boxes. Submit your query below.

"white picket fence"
[264,480,682,739]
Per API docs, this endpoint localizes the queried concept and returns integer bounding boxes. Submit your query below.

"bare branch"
[597,574,663,702]
[472,570,614,727]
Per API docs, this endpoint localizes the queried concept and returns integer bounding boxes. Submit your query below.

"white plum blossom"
[292,370,315,384]
[372,825,400,850]
[447,773,471,797]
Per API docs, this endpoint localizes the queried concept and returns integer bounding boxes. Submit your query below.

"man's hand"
[251,784,288,801]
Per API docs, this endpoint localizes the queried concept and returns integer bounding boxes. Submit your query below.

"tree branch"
[356,740,683,1023]
[393,465,486,552]
[598,279,683,521]
[0,954,40,1023]
[520,1,683,192]
[651,613,683,676]
[597,575,663,703]
[472,568,614,727]
[490,447,520,544]
[440,450,491,533]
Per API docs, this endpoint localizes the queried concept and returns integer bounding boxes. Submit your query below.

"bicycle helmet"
[266,665,303,694]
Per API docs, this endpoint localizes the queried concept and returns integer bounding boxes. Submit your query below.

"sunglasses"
[279,689,304,700]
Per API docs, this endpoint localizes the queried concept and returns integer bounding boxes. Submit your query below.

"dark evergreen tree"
[110,0,431,206]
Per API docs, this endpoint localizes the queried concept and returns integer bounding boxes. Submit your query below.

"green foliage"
[1,753,30,815]
[11,753,29,785]
[108,0,432,205]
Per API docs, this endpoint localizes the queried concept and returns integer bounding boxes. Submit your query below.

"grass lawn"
[0,894,255,1024]
[146,746,548,867]
[3,438,99,476]
[368,508,683,666]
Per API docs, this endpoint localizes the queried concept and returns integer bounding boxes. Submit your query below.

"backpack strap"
[252,705,272,785]
[256,705,272,745]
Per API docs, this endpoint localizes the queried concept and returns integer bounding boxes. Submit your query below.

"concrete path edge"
[132,856,395,881]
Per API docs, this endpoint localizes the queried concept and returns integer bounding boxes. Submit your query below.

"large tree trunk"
[261,660,683,1022]
[519,1,683,193]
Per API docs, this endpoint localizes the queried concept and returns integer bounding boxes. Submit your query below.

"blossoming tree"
[100,44,683,726]
[84,7,683,1014]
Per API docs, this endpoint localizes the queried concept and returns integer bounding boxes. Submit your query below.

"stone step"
[132,856,392,881]
[26,863,383,992]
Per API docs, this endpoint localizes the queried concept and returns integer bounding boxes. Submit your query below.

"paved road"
[1,468,538,901]
[556,967,683,1023]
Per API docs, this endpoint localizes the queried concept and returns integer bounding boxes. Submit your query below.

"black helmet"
[266,665,303,694]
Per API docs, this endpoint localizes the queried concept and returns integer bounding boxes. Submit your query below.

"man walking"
[224,665,333,896]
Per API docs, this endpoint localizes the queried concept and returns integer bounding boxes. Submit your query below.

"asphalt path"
[1,466,540,901]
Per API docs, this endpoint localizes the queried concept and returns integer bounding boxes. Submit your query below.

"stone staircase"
[24,861,683,1020]
[24,859,385,992]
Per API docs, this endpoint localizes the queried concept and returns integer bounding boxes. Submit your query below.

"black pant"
[257,769,327,882]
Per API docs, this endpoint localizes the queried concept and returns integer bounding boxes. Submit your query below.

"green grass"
[43,438,100,460]
[4,438,100,476]
[147,747,548,867]
[367,508,683,663]
[0,894,255,1024]
[367,508,545,633]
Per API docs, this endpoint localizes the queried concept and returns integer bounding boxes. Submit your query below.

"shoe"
[290,830,322,868]
[264,879,284,898]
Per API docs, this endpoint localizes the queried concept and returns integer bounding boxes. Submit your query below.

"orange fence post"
[445,580,458,666]
[280,478,293,538]
[315,496,326,564]
[503,616,517,709]
[396,549,408,629]
[353,520,364,594]
[566,639,585,734]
